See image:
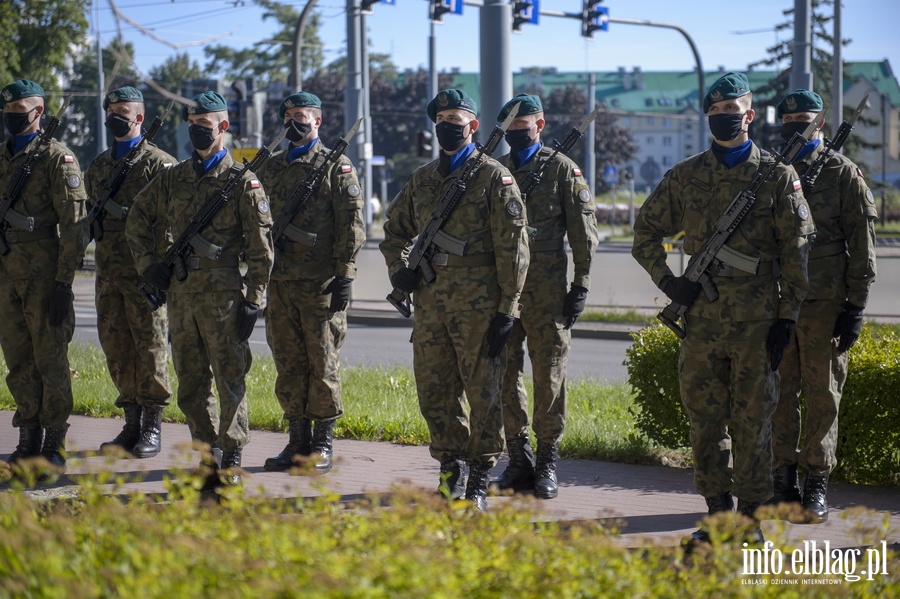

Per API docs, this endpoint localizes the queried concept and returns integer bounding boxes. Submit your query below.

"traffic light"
[417,130,433,158]
[512,1,534,33]
[581,0,607,39]
[430,0,453,23]
[361,0,380,14]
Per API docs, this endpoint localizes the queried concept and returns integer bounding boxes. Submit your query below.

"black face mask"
[188,124,219,151]
[708,112,747,142]
[505,127,535,152]
[435,121,468,152]
[780,120,811,142]
[105,113,133,138]
[4,107,38,136]
[284,119,312,143]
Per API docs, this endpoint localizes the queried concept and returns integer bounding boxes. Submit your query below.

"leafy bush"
[624,323,900,486]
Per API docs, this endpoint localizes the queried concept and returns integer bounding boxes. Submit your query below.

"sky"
[94,0,900,81]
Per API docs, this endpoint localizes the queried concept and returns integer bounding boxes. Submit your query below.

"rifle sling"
[3,226,57,244]
[184,252,239,270]
[431,252,494,267]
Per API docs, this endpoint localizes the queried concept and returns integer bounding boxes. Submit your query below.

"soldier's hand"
[390,266,420,294]
[563,284,589,329]
[766,318,796,371]
[142,262,172,291]
[323,276,353,312]
[235,300,259,342]
[47,282,73,327]
[833,303,865,354]
[487,313,516,358]
[660,275,702,308]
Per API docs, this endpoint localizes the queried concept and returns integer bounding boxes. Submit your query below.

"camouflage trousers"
[500,285,570,444]
[680,315,777,503]
[95,273,171,410]
[168,290,251,451]
[412,306,505,467]
[773,298,847,476]
[265,279,346,422]
[0,278,75,429]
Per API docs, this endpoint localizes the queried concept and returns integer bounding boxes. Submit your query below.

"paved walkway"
[2,411,897,550]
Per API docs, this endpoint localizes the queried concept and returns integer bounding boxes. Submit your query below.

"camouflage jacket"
[126,152,274,305]
[498,145,598,290]
[793,145,877,306]
[380,152,530,316]
[632,143,814,322]
[258,141,365,282]
[85,142,175,278]
[0,136,87,284]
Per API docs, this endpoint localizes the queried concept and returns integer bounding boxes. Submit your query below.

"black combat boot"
[438,458,465,499]
[802,473,829,522]
[198,447,223,493]
[738,499,766,544]
[264,418,313,472]
[534,440,559,499]
[490,437,536,492]
[131,407,163,459]
[99,404,142,454]
[218,448,243,487]
[687,493,735,545]
[38,427,68,482]
[465,463,491,512]
[309,420,335,473]
[769,462,802,505]
[8,427,42,464]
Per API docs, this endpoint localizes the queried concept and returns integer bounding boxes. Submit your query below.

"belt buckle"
[6,232,19,243]
[431,253,448,267]
[185,256,201,269]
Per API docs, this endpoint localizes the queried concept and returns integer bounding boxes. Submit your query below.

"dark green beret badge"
[182,90,228,121]
[776,89,824,119]
[426,89,477,123]
[703,72,750,113]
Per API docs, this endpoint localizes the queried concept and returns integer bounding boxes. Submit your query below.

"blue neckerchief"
[12,132,39,155]
[793,139,821,163]
[114,136,142,160]
[712,139,752,169]
[200,149,227,174]
[516,141,542,167]
[449,142,476,173]
[289,138,319,162]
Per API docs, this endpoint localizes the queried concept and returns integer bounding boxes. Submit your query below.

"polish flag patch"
[792,179,802,191]
[573,168,582,176]
[250,179,261,189]
[64,155,74,163]
[341,165,353,173]
[501,175,513,185]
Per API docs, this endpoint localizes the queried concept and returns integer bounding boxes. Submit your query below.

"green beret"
[279,91,322,118]
[702,72,751,113]
[103,86,143,110]
[181,90,228,121]
[776,89,824,119]
[426,89,477,123]
[497,94,542,122]
[1,79,44,109]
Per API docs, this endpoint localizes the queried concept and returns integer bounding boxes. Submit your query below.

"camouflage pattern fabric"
[497,146,598,443]
[773,147,877,476]
[380,152,530,466]
[85,143,175,409]
[0,136,86,429]
[632,143,814,503]
[127,153,274,450]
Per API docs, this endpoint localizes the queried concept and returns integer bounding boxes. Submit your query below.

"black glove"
[486,313,516,358]
[323,276,353,312]
[142,262,172,291]
[660,275,702,308]
[563,284,589,330]
[235,300,259,342]
[47,282,73,327]
[390,266,420,294]
[766,318,796,371]
[833,303,865,354]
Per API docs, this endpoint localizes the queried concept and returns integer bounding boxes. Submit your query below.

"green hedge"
[624,323,900,486]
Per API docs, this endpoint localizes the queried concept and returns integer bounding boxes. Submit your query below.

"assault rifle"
[140,127,287,309]
[271,118,362,251]
[386,102,521,318]
[0,95,72,255]
[657,115,824,339]
[800,94,869,195]
[518,105,601,199]
[88,101,174,241]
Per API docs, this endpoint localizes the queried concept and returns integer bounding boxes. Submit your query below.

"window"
[662,156,671,166]
[663,136,672,146]
[663,117,672,127]
[646,136,654,145]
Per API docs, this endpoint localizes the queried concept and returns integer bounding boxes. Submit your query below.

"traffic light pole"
[479,0,513,152]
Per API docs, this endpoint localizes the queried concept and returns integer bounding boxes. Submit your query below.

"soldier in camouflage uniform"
[0,79,87,476]
[491,94,598,500]
[632,73,814,545]
[770,90,877,522]
[126,91,274,490]
[258,91,365,474]
[84,86,174,459]
[380,89,530,511]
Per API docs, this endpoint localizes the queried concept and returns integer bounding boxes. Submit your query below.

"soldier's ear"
[468,118,479,133]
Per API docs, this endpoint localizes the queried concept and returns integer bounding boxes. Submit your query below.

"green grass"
[580,308,656,325]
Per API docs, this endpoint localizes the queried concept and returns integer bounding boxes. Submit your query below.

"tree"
[147,53,205,158]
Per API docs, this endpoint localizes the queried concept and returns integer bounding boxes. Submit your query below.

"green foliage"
[146,53,205,158]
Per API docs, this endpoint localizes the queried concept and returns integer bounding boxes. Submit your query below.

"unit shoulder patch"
[66,174,81,188]
[578,188,592,203]
[506,199,524,217]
